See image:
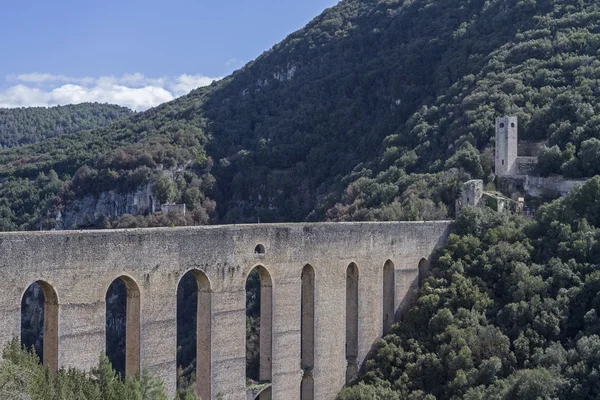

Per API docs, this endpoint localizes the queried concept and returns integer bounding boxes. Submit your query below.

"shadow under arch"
[301,372,314,400]
[106,275,140,378]
[418,258,430,288]
[246,265,273,399]
[382,260,395,335]
[21,280,59,373]
[345,262,359,384]
[301,264,315,400]
[176,269,212,400]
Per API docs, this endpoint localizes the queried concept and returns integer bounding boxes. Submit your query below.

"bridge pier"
[139,279,178,398]
[210,288,246,399]
[59,299,105,372]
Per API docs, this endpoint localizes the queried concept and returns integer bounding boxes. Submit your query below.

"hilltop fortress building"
[459,116,587,212]
[494,116,586,198]
[494,116,542,178]
[494,116,519,177]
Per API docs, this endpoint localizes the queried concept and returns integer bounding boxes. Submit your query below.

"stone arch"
[382,260,395,335]
[345,262,359,384]
[418,258,430,288]
[106,275,140,378]
[301,264,315,399]
[176,269,212,400]
[21,280,58,373]
[246,265,273,392]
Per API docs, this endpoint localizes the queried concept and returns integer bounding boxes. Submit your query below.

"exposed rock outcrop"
[58,184,156,229]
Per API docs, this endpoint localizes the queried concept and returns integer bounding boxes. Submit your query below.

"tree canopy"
[0,103,132,148]
[339,177,600,399]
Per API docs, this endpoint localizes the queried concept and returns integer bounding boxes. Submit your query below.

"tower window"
[511,123,515,128]
[502,160,504,165]
[500,123,505,128]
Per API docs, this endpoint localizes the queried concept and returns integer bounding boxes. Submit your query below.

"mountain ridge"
[0,0,599,230]
[0,103,133,148]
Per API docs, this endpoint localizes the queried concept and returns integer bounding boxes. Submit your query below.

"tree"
[153,175,177,205]
[537,145,563,176]
[579,138,600,177]
[444,143,484,179]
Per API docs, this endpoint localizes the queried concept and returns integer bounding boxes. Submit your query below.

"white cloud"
[170,74,217,96]
[0,72,222,111]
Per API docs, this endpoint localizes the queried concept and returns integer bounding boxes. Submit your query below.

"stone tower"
[495,116,518,176]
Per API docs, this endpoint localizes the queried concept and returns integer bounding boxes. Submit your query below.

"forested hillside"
[339,176,600,400]
[1,0,600,229]
[0,103,132,148]
[0,94,215,230]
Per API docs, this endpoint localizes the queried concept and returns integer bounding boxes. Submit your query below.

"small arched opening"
[345,263,359,384]
[418,258,430,288]
[301,264,315,399]
[106,275,140,378]
[301,373,315,400]
[382,261,395,335]
[500,123,505,128]
[177,270,212,399]
[246,265,273,396]
[254,244,266,255]
[21,280,58,373]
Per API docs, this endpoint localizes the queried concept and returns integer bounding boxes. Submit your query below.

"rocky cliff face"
[59,184,156,229]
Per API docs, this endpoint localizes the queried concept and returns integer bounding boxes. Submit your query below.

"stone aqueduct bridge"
[0,221,451,399]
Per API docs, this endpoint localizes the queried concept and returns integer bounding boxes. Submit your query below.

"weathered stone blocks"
[0,221,451,399]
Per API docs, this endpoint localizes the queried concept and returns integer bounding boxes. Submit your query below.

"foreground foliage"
[339,176,600,399]
[0,339,184,400]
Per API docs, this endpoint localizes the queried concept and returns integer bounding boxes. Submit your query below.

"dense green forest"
[0,103,132,148]
[339,177,600,399]
[1,0,600,230]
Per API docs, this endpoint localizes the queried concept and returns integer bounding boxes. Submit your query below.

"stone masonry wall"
[0,222,451,399]
[524,176,587,197]
[515,157,538,176]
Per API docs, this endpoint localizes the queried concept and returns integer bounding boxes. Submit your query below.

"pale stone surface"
[0,221,451,399]
[524,175,587,197]
[61,183,156,228]
[495,116,519,176]
[457,179,484,212]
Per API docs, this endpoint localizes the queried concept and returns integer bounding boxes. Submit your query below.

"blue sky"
[0,0,338,110]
